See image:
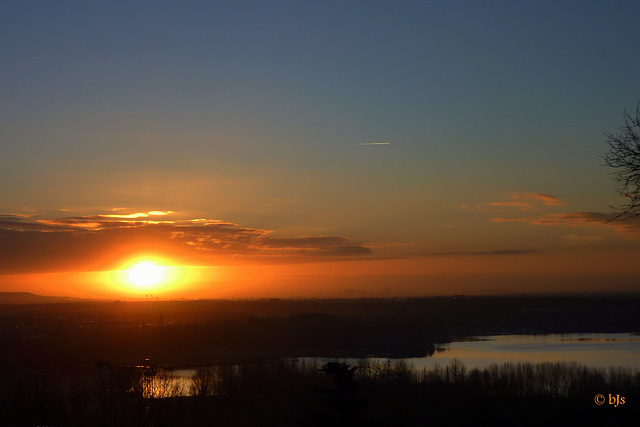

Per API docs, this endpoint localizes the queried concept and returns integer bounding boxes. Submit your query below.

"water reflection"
[417,333,640,369]
[301,333,640,371]
[141,366,236,398]
[140,368,190,398]
[140,333,640,397]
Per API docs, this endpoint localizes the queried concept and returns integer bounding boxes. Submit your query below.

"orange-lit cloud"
[490,211,610,226]
[0,212,372,274]
[101,210,173,219]
[417,249,539,257]
[491,211,640,238]
[512,192,563,206]
[487,201,535,211]
[464,192,563,212]
[472,192,640,239]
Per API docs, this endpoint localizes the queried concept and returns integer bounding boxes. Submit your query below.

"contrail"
[355,142,391,146]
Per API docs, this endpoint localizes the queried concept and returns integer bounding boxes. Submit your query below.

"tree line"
[1,358,638,426]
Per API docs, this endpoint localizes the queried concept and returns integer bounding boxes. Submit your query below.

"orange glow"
[127,261,166,288]
[3,249,640,299]
[107,256,193,294]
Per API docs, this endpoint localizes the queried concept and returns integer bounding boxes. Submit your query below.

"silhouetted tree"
[190,367,218,397]
[603,103,640,218]
[315,362,364,425]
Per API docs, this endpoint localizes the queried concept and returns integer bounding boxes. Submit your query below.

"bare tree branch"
[602,102,640,220]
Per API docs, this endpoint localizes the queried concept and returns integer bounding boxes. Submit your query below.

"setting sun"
[127,261,166,288]
[102,256,211,296]
[108,257,182,294]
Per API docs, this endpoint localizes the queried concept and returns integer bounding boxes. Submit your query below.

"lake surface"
[148,333,640,396]
[304,332,640,370]
[415,332,640,369]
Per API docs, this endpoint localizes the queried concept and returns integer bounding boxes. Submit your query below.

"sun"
[126,261,167,289]
[108,255,203,295]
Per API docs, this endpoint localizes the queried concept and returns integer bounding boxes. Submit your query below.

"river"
[301,332,640,370]
[148,332,640,397]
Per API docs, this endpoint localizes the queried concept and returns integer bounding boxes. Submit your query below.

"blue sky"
[2,1,640,297]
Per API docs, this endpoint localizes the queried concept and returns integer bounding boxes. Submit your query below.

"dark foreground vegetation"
[0,294,638,425]
[0,359,638,426]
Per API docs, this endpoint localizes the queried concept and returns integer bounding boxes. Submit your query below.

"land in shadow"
[2,357,639,426]
[0,293,638,425]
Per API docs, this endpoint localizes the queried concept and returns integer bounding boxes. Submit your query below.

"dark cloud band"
[0,212,372,274]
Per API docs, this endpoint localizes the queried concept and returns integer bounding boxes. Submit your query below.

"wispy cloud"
[354,142,391,146]
[463,192,564,212]
[487,201,535,211]
[491,211,640,238]
[0,211,372,274]
[418,249,539,257]
[490,211,611,226]
[101,210,173,219]
[511,193,563,206]
[466,193,640,238]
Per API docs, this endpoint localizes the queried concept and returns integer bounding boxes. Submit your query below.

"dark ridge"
[0,292,78,304]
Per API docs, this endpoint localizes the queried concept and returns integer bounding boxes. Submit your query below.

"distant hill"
[0,292,78,304]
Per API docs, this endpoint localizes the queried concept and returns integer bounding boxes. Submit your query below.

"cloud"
[312,245,372,256]
[491,211,610,226]
[101,211,174,219]
[262,236,352,249]
[0,211,372,274]
[491,211,640,238]
[354,142,391,146]
[512,193,563,206]
[464,192,564,212]
[468,192,640,237]
[487,201,535,211]
[418,249,539,257]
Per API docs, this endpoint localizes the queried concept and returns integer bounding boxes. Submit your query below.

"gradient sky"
[3,1,640,298]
